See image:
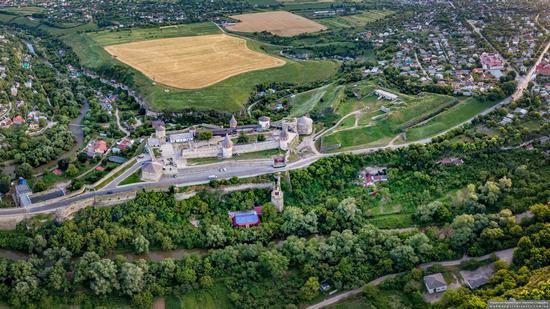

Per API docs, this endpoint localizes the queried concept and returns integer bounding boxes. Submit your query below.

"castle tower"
[152,120,166,143]
[271,174,284,212]
[221,134,233,158]
[279,125,289,151]
[229,114,237,129]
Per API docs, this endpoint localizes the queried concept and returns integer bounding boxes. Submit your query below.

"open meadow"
[104,34,286,89]
[227,11,327,36]
[321,85,458,149]
[316,10,395,29]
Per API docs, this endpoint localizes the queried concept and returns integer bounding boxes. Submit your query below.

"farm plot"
[317,10,395,29]
[226,11,327,36]
[104,34,286,89]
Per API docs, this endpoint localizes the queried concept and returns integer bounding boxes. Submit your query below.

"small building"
[12,115,25,125]
[258,116,271,130]
[14,178,32,207]
[424,273,447,294]
[375,89,398,101]
[513,108,528,117]
[169,132,194,143]
[229,206,262,227]
[141,161,163,182]
[380,106,391,113]
[88,140,108,157]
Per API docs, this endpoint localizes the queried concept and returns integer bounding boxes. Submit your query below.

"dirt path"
[115,108,130,137]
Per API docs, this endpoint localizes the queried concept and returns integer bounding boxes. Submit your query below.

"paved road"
[306,248,515,309]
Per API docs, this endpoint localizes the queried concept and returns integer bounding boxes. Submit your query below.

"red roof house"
[536,61,550,76]
[94,140,108,154]
[13,115,25,125]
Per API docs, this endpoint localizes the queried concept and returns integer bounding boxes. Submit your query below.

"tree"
[451,214,476,249]
[132,235,150,254]
[65,164,79,177]
[0,173,10,194]
[299,277,320,301]
[257,134,266,142]
[15,163,33,179]
[118,262,146,296]
[197,131,212,140]
[205,224,226,247]
[281,207,318,236]
[75,252,119,295]
[258,250,289,278]
[237,133,249,144]
[530,204,550,222]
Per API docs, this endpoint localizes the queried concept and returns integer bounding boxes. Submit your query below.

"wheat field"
[226,11,327,37]
[104,34,286,89]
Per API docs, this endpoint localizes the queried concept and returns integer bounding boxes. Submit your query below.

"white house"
[424,273,447,294]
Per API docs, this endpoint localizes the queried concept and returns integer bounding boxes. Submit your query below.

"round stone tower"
[221,134,233,158]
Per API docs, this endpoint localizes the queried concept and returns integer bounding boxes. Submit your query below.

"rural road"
[306,248,515,309]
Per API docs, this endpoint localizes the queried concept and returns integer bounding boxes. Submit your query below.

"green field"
[288,83,344,117]
[89,22,221,46]
[166,284,233,309]
[0,6,45,15]
[322,91,455,149]
[405,98,498,141]
[60,22,339,112]
[317,10,395,29]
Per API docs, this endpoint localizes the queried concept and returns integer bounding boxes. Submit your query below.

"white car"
[208,175,218,180]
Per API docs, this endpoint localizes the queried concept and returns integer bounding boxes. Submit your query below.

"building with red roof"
[229,206,263,228]
[536,61,550,76]
[94,140,108,154]
[12,115,25,125]
[480,53,504,70]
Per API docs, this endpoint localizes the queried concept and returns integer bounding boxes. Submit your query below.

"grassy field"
[0,6,45,15]
[166,284,233,309]
[317,10,395,29]
[322,90,455,149]
[288,83,344,117]
[405,98,498,141]
[89,22,220,46]
[60,22,339,112]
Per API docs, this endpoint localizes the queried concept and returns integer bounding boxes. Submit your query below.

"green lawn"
[289,83,344,117]
[322,92,455,149]
[0,6,45,15]
[317,10,395,29]
[166,284,233,309]
[89,22,220,46]
[61,23,339,113]
[405,98,498,141]
[119,170,142,186]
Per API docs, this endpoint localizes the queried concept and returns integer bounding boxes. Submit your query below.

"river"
[0,246,208,262]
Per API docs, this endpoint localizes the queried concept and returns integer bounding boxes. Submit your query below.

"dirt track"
[104,34,286,89]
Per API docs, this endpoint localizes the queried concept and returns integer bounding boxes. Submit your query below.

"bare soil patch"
[104,34,286,89]
[227,11,327,37]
